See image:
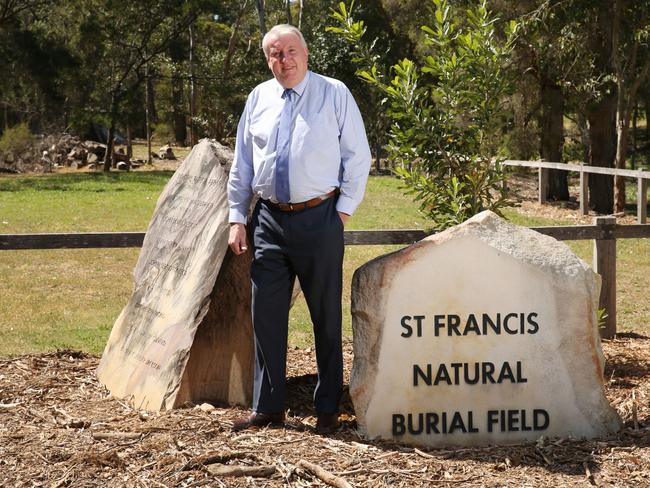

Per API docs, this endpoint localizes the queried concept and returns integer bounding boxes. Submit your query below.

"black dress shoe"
[315,413,339,434]
[232,411,285,432]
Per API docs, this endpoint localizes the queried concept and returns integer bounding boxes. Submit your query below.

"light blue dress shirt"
[228,71,372,224]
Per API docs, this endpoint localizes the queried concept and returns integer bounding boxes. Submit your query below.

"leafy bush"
[0,123,34,157]
[329,0,518,230]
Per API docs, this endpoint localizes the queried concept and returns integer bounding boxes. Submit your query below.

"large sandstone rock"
[97,139,254,410]
[351,211,621,447]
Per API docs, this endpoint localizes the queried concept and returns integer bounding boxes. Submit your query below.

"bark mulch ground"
[1,336,648,487]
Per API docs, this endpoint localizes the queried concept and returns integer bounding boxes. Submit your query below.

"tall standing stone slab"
[351,211,621,447]
[97,139,254,410]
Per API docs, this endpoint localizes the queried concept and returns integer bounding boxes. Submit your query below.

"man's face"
[265,32,308,89]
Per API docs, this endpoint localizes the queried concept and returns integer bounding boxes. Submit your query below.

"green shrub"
[0,123,34,156]
[329,0,518,230]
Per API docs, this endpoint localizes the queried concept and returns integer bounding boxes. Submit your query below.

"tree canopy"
[1,0,648,215]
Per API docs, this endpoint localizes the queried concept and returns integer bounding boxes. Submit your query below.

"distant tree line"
[1,0,649,214]
[0,0,406,171]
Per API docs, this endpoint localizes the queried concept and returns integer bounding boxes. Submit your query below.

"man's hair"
[262,24,308,59]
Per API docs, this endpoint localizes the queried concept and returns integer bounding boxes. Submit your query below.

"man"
[227,24,371,434]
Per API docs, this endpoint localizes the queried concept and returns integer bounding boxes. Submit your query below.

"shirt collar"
[291,71,310,97]
[275,71,311,98]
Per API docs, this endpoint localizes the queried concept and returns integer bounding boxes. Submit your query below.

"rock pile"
[40,135,107,170]
[0,134,107,173]
[0,134,166,173]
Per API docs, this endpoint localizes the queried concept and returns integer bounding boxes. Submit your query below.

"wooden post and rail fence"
[503,159,650,224]
[2,218,649,339]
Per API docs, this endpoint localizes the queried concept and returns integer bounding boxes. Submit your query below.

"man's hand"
[228,223,248,255]
[338,212,349,226]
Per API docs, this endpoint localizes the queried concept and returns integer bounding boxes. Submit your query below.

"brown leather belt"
[265,189,339,212]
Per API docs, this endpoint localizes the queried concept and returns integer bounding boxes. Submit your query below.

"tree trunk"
[614,112,629,213]
[167,35,188,147]
[285,0,292,24]
[631,104,637,169]
[586,0,616,214]
[172,75,186,145]
[611,0,625,213]
[587,95,617,213]
[223,0,248,76]
[613,55,650,211]
[126,125,132,160]
[188,19,198,146]
[646,97,650,143]
[610,0,650,212]
[255,0,267,36]
[374,140,381,173]
[539,77,568,200]
[147,73,157,127]
[103,125,116,172]
[103,94,118,172]
[298,0,303,29]
[145,62,152,165]
[218,0,249,141]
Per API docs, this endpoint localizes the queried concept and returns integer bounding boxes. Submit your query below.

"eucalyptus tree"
[78,0,207,171]
[549,0,649,213]
[505,0,571,201]
[497,0,648,213]
[611,0,650,211]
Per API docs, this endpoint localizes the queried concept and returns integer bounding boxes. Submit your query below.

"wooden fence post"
[638,169,647,224]
[594,216,617,339]
[580,170,589,216]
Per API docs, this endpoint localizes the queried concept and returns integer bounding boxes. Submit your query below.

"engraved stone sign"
[351,211,622,447]
[97,139,254,410]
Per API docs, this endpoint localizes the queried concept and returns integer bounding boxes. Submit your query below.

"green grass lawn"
[0,172,170,232]
[0,172,647,356]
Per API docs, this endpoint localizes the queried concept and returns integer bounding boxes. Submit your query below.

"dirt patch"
[508,172,641,225]
[1,338,648,487]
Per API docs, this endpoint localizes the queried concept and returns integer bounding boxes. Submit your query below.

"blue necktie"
[275,89,293,203]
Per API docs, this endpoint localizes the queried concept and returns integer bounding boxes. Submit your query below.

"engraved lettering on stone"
[351,211,622,447]
[97,140,254,411]
[160,216,196,229]
[134,303,165,319]
[149,259,188,277]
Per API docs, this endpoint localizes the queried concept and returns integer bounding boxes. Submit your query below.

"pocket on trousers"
[330,200,344,233]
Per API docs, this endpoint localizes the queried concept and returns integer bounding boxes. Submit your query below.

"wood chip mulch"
[1,336,648,488]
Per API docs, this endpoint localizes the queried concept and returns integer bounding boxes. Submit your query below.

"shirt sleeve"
[228,95,255,224]
[335,86,372,216]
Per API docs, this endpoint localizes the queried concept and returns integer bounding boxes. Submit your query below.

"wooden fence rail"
[2,218,649,338]
[503,160,650,224]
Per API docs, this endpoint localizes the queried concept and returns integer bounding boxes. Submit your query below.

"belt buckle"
[289,204,294,211]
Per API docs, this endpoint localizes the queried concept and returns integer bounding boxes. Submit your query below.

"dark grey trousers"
[250,197,344,415]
